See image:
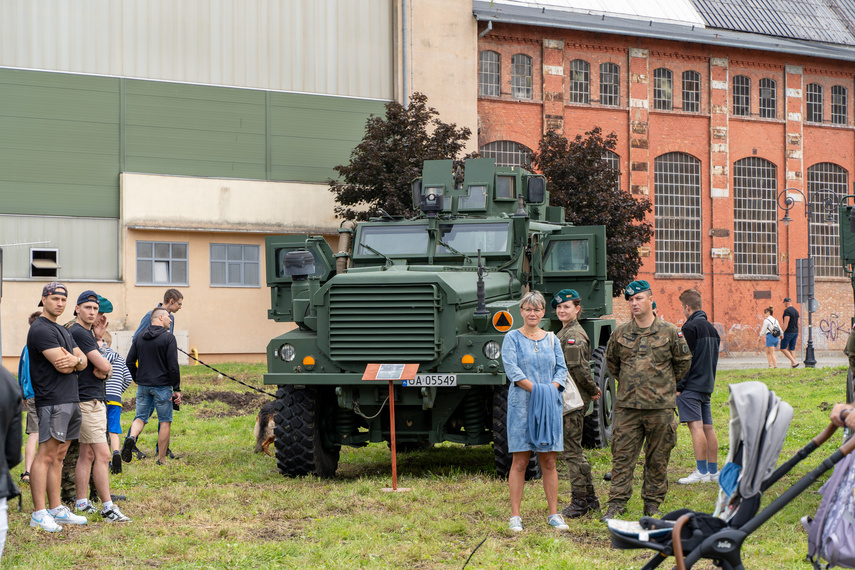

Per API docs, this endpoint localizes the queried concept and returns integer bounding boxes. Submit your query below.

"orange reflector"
[303,356,316,366]
[461,354,475,365]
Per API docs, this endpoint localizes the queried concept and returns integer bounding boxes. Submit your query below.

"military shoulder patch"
[567,339,576,345]
[677,331,683,337]
[682,344,689,354]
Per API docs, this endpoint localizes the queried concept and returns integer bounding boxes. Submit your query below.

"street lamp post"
[777,187,836,369]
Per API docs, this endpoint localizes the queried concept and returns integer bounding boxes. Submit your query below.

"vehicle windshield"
[437,222,509,254]
[543,239,590,272]
[356,224,429,256]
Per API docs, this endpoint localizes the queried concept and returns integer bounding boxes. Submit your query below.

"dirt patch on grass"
[123,390,274,418]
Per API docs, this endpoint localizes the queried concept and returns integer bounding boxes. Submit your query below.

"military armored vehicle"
[264,158,616,478]
[838,197,855,405]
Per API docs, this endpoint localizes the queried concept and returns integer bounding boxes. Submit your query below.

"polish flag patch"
[677,332,684,337]
[566,339,576,345]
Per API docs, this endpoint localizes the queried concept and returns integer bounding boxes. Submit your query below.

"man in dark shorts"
[676,289,721,485]
[68,291,130,522]
[781,297,800,368]
[26,283,89,531]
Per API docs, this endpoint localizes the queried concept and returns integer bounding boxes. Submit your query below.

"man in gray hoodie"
[121,308,181,466]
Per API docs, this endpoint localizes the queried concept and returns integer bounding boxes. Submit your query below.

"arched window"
[807,83,823,123]
[733,75,750,116]
[759,78,776,119]
[568,59,590,104]
[682,71,700,112]
[654,152,702,275]
[602,150,621,190]
[733,157,778,277]
[832,85,848,125]
[653,68,672,110]
[479,141,532,168]
[808,163,848,277]
[511,54,532,99]
[478,51,500,97]
[600,63,620,106]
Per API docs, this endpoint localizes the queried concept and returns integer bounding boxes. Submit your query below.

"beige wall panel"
[0,0,393,99]
[121,174,341,235]
[403,0,479,153]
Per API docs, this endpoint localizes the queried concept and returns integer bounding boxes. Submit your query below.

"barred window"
[808,163,848,277]
[682,71,700,112]
[653,68,672,110]
[478,51,501,97]
[807,83,823,123]
[832,85,848,125]
[602,150,621,190]
[479,141,532,168]
[733,75,750,116]
[733,158,778,277]
[654,152,702,275]
[759,78,776,119]
[569,59,589,104]
[511,54,532,99]
[600,63,620,106]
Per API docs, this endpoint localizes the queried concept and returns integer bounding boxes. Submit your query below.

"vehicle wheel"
[492,384,541,480]
[582,346,615,449]
[273,385,340,478]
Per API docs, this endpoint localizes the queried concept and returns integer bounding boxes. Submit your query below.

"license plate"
[404,374,457,387]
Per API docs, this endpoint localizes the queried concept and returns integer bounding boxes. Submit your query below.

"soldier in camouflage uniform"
[553,289,603,518]
[602,280,691,520]
[845,322,855,371]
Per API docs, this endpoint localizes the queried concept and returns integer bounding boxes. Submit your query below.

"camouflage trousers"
[60,439,95,503]
[608,407,676,506]
[560,408,593,493]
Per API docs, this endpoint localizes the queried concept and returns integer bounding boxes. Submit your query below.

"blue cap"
[624,280,651,300]
[551,289,580,309]
[76,290,99,306]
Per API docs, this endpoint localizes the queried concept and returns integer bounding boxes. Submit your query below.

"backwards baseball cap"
[76,290,99,307]
[783,297,792,302]
[38,282,68,306]
[551,289,580,309]
[99,295,114,314]
[624,280,651,300]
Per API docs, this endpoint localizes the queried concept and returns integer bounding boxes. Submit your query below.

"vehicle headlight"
[483,341,501,360]
[278,343,296,362]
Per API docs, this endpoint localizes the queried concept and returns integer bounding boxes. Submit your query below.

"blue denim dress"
[501,329,567,453]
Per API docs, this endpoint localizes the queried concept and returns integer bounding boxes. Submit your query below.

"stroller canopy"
[726,381,794,499]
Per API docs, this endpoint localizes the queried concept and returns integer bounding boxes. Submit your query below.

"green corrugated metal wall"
[0,69,386,218]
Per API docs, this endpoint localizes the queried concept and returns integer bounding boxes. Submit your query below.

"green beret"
[551,289,580,309]
[652,301,657,310]
[624,280,651,300]
[98,295,114,314]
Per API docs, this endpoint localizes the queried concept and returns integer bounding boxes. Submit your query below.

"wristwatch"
[77,356,83,367]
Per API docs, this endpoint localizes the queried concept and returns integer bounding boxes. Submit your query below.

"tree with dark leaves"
[530,128,653,294]
[329,92,473,220]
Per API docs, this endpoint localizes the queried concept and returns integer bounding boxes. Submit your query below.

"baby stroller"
[608,381,855,570]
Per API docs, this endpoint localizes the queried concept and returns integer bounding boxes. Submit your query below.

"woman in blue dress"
[501,290,569,532]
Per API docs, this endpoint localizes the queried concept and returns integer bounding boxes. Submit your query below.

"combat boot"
[561,491,589,519]
[600,502,627,522]
[643,502,662,517]
[585,485,601,513]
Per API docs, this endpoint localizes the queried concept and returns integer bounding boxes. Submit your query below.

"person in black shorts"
[781,297,800,368]
[675,289,721,485]
[26,283,89,532]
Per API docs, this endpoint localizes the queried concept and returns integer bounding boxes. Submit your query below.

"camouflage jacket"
[557,320,599,406]
[605,317,692,409]
[845,326,855,370]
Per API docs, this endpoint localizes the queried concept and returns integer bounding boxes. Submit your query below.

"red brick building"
[474,0,855,354]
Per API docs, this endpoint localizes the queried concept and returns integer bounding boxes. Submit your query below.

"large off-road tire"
[273,385,340,478]
[582,346,615,449]
[492,384,541,480]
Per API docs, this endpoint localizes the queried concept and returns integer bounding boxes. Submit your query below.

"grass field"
[2,363,850,569]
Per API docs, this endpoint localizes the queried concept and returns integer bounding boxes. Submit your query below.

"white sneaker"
[708,471,720,484]
[509,516,523,532]
[30,511,62,532]
[548,513,570,530]
[678,469,711,484]
[51,505,88,525]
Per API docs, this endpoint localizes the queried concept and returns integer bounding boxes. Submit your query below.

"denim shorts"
[765,333,779,348]
[134,385,174,424]
[781,332,798,351]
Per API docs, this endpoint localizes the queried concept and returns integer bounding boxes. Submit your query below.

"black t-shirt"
[783,306,799,334]
[26,316,80,407]
[69,322,105,402]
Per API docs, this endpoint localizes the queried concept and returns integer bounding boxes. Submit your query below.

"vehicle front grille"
[327,284,439,362]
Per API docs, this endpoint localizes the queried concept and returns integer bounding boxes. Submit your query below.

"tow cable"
[177,347,276,399]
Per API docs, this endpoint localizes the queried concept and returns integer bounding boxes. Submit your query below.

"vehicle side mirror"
[412,179,422,210]
[526,177,545,203]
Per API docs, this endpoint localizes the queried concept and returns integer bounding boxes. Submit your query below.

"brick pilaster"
[628,48,649,197]
[708,56,731,326]
[542,38,564,133]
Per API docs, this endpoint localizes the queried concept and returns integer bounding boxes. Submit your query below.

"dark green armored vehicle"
[264,158,616,478]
